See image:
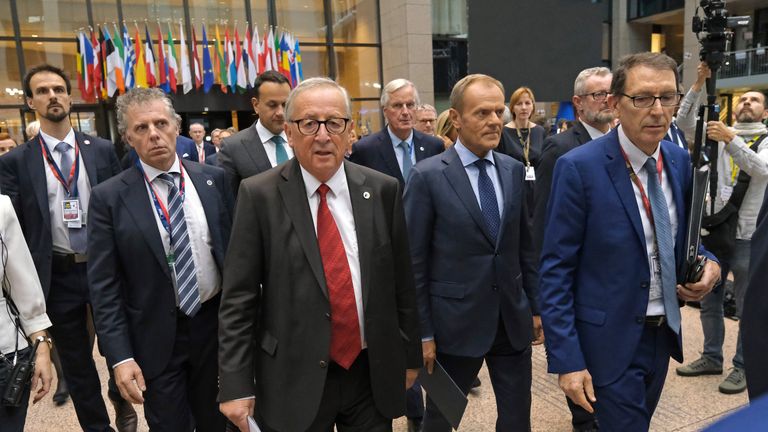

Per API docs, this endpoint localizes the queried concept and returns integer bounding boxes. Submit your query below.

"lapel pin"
[363,191,371,199]
[419,146,424,151]
[83,139,91,145]
[206,179,213,186]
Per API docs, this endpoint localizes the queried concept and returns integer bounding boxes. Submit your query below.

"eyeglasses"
[388,102,417,111]
[290,118,351,136]
[620,93,683,108]
[579,91,610,102]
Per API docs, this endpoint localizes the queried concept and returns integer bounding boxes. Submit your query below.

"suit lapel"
[573,122,592,146]
[75,132,99,186]
[494,153,516,249]
[376,131,404,183]
[413,131,429,162]
[346,162,373,309]
[120,167,172,280]
[183,161,224,268]
[277,160,328,297]
[604,133,646,249]
[242,126,272,172]
[24,137,51,226]
[442,147,495,246]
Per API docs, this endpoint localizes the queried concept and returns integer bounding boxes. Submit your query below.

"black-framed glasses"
[579,91,610,102]
[620,93,683,108]
[290,118,351,136]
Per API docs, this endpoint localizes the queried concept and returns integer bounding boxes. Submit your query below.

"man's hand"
[677,257,720,301]
[406,368,420,389]
[532,315,545,345]
[31,344,52,403]
[220,399,255,432]
[692,62,712,93]
[422,340,436,374]
[114,360,146,404]
[707,121,736,144]
[558,369,596,413]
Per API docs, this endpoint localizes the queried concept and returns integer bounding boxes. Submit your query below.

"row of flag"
[76,22,304,102]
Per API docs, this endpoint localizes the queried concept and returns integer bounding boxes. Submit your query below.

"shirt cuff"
[112,358,134,369]
[421,336,434,342]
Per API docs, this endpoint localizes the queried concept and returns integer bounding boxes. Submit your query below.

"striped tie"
[157,173,201,317]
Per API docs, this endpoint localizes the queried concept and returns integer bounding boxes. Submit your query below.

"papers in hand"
[418,360,468,430]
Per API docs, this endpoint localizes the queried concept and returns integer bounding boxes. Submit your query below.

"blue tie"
[272,135,288,164]
[474,159,500,242]
[644,157,681,334]
[157,173,201,317]
[55,142,87,254]
[399,141,412,180]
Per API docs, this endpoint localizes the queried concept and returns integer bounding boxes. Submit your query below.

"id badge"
[649,251,663,301]
[720,185,734,201]
[167,253,178,289]
[62,199,82,228]
[525,166,536,181]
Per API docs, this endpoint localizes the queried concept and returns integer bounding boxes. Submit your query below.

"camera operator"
[676,91,768,394]
[0,194,52,431]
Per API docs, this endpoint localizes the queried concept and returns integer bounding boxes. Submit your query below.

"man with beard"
[0,64,135,431]
[675,90,768,395]
[350,79,444,188]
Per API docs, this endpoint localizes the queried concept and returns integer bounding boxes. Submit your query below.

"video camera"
[692,0,751,71]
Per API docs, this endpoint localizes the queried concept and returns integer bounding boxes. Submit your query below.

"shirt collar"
[40,128,76,153]
[388,126,414,149]
[618,125,661,174]
[580,120,608,140]
[300,162,348,201]
[454,138,495,168]
[140,155,181,182]
[255,119,287,145]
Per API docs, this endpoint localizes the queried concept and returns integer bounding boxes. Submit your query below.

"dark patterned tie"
[474,159,501,242]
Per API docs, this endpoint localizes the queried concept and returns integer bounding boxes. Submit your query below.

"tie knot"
[271,135,284,145]
[317,183,331,199]
[157,172,175,187]
[399,141,410,151]
[474,158,490,170]
[55,142,69,153]
[644,157,657,174]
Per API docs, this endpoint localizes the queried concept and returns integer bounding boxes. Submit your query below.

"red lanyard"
[138,162,186,240]
[39,136,80,197]
[619,146,663,226]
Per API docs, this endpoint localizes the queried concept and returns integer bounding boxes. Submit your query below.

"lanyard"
[137,161,186,243]
[619,145,663,227]
[39,136,80,198]
[515,127,531,166]
[729,135,761,183]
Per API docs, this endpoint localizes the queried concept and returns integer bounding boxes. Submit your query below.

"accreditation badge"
[525,166,536,181]
[62,199,82,228]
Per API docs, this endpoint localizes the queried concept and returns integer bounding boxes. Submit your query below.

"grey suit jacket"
[217,124,273,195]
[218,159,422,431]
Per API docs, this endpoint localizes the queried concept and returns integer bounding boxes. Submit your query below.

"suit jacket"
[349,128,444,186]
[0,132,121,298]
[403,146,539,357]
[87,160,233,379]
[196,142,217,161]
[742,186,768,400]
[217,125,273,194]
[539,129,716,387]
[533,120,592,252]
[218,159,422,431]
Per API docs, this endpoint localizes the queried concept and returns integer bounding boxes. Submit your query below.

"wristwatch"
[35,335,53,349]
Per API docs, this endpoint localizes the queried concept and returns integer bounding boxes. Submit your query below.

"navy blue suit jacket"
[0,132,121,298]
[350,128,444,186]
[403,146,539,357]
[87,160,233,379]
[539,129,716,386]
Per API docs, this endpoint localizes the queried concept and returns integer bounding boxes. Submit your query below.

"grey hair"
[380,78,420,108]
[573,67,612,97]
[188,122,205,131]
[285,77,352,120]
[416,104,437,115]
[116,88,177,137]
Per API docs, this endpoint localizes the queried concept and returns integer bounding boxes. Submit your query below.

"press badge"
[62,199,82,228]
[525,166,536,181]
[649,251,663,301]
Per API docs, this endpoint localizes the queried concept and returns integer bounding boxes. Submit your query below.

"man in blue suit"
[88,88,233,431]
[404,74,540,431]
[539,52,721,431]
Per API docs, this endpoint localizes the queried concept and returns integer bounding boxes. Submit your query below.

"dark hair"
[610,52,679,96]
[23,64,72,98]
[253,71,290,99]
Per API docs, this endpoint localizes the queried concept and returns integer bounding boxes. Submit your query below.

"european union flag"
[202,24,214,93]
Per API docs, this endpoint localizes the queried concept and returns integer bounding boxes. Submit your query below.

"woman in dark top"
[499,86,546,218]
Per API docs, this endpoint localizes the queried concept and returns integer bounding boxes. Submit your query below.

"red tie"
[316,184,361,369]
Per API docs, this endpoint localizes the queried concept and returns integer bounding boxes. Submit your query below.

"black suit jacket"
[217,125,273,194]
[87,160,233,379]
[349,128,444,186]
[0,132,121,298]
[743,186,768,400]
[532,121,593,252]
[218,159,422,431]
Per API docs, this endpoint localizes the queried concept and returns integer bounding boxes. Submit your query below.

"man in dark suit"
[188,122,216,163]
[349,79,444,187]
[0,64,135,432]
[218,70,293,194]
[404,74,540,431]
[532,66,613,432]
[88,88,232,431]
[539,53,721,430]
[218,77,422,432]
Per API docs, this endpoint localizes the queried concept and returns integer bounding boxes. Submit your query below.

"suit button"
[170,308,176,316]
[636,316,644,324]
[319,360,328,368]
[492,284,499,291]
[325,312,331,320]
[640,282,649,289]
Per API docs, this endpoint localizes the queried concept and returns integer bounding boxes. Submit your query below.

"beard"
[40,105,70,123]
[736,109,763,123]
[582,108,614,125]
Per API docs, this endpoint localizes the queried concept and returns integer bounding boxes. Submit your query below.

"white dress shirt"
[454,139,505,219]
[255,120,292,167]
[40,129,92,254]
[388,126,415,173]
[195,141,206,162]
[580,120,609,141]
[300,163,366,348]
[618,126,678,317]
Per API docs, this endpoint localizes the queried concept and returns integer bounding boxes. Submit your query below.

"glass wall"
[0,0,382,138]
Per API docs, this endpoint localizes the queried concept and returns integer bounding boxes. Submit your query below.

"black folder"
[418,360,468,430]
